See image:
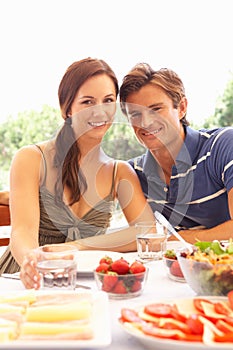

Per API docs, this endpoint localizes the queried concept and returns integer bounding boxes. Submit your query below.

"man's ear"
[178,97,188,120]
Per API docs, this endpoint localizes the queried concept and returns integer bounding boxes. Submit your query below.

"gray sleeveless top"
[0,146,117,274]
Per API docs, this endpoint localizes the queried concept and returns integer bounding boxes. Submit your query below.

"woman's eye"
[103,98,115,103]
[82,100,92,105]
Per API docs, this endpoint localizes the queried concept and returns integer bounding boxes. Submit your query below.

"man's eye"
[130,113,141,119]
[151,107,161,112]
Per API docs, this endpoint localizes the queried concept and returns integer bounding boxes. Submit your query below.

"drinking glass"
[136,221,167,261]
[35,244,78,290]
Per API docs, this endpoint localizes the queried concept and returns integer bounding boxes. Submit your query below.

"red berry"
[130,280,142,292]
[112,280,127,294]
[99,256,113,265]
[111,258,130,275]
[129,261,146,274]
[102,272,118,292]
[95,262,110,273]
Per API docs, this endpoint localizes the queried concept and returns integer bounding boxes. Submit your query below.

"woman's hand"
[20,251,41,289]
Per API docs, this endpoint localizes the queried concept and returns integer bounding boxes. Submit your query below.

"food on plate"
[119,293,233,344]
[0,289,37,304]
[25,299,92,322]
[0,319,18,342]
[94,255,148,298]
[0,290,94,342]
[177,239,233,295]
[162,249,185,281]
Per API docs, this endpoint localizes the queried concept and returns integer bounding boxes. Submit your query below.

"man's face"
[125,84,186,152]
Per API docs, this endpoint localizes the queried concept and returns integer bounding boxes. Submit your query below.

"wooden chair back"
[0,204,10,246]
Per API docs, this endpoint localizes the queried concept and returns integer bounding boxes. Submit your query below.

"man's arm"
[169,187,233,244]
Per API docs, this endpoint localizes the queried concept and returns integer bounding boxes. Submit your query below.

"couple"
[1,58,233,289]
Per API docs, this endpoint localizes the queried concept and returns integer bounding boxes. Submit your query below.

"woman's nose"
[92,103,116,119]
[91,104,107,118]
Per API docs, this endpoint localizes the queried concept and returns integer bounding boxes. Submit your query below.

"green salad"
[179,239,233,296]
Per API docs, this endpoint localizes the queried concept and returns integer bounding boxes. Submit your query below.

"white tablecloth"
[0,258,196,349]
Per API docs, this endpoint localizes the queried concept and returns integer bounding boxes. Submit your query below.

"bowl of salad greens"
[177,239,233,296]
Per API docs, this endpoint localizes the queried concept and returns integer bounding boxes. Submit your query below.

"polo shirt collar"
[142,126,201,177]
[176,126,200,164]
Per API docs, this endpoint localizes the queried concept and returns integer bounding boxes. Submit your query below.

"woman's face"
[125,84,186,152]
[70,74,117,140]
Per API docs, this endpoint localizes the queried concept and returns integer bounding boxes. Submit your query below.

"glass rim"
[135,221,164,227]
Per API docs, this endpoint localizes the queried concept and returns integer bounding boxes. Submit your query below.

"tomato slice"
[224,316,233,327]
[216,319,233,333]
[121,308,145,324]
[214,302,231,316]
[186,314,204,335]
[144,303,173,318]
[214,332,233,342]
[193,298,213,313]
[228,290,233,309]
[170,304,187,323]
[141,323,202,341]
[141,323,183,340]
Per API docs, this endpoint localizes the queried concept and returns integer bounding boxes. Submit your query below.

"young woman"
[0,58,155,288]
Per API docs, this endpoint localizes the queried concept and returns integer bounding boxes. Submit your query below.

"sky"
[0,0,232,125]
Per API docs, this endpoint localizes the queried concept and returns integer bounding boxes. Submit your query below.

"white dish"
[119,296,232,350]
[0,290,111,349]
[77,250,138,276]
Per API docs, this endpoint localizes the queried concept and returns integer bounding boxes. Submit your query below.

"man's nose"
[140,112,154,128]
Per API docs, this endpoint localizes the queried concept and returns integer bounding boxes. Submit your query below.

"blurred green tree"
[203,73,233,129]
[0,105,61,188]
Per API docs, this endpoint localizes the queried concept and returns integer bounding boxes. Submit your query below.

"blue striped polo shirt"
[129,126,233,229]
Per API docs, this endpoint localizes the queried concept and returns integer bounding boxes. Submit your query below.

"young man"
[120,63,233,244]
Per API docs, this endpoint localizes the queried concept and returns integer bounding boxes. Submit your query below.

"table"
[0,258,196,349]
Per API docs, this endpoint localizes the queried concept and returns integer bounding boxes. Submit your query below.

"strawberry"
[112,280,127,294]
[129,261,146,274]
[102,272,118,292]
[111,258,130,275]
[95,262,110,273]
[99,255,113,265]
[170,260,184,278]
[130,280,142,292]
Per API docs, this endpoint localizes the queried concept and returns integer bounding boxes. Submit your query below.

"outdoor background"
[0,0,233,190]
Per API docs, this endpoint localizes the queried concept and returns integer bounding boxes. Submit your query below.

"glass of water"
[35,244,78,290]
[136,221,167,261]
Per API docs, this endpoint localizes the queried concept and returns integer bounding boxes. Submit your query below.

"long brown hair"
[54,58,118,205]
[120,63,189,126]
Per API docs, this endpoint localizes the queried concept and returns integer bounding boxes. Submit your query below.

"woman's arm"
[70,225,138,252]
[115,160,155,224]
[9,146,43,261]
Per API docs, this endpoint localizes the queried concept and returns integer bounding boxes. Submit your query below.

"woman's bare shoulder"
[115,160,137,177]
[12,142,51,167]
[14,141,50,157]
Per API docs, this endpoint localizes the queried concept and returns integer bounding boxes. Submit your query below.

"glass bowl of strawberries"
[94,255,148,299]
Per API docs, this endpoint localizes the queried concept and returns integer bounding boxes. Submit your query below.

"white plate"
[1,290,111,349]
[119,296,232,350]
[77,250,138,276]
